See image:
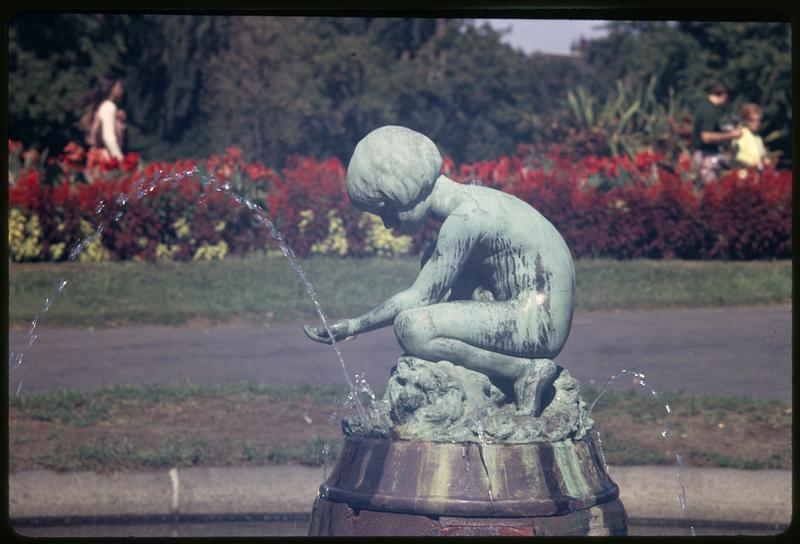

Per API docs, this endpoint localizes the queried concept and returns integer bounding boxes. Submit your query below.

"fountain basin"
[309,433,627,536]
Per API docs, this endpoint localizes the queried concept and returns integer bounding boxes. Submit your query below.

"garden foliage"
[8,140,792,263]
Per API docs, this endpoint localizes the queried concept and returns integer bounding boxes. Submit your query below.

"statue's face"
[374,196,428,234]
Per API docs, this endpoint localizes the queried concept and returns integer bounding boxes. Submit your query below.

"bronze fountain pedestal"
[309,433,627,536]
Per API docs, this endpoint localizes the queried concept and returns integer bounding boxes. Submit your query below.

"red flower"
[22,149,40,164]
[62,141,85,163]
[122,152,140,172]
[225,146,243,161]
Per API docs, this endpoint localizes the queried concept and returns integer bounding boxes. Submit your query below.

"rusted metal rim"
[320,432,620,517]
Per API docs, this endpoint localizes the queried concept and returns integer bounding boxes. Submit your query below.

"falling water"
[471,418,495,508]
[205,174,371,427]
[594,428,610,473]
[589,367,695,535]
[10,167,376,432]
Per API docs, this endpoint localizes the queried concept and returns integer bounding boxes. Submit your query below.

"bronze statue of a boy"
[305,125,575,417]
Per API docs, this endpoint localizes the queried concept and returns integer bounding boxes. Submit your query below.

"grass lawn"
[8,383,791,473]
[8,256,792,328]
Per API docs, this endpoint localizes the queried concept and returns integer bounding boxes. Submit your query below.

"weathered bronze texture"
[308,433,628,536]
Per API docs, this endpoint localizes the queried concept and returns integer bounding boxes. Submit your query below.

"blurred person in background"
[75,75,125,161]
[691,82,742,183]
[731,102,771,171]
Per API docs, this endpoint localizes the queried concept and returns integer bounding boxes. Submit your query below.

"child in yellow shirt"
[732,103,771,170]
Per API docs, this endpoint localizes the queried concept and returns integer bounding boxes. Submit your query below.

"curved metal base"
[308,433,628,536]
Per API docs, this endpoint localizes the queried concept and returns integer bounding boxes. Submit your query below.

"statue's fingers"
[302,324,326,342]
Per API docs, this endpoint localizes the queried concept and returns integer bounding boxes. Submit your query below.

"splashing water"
[594,428,610,473]
[10,271,71,396]
[471,418,495,507]
[590,367,695,535]
[10,167,376,434]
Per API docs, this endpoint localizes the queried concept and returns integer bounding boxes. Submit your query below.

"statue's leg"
[393,297,562,415]
[513,358,556,416]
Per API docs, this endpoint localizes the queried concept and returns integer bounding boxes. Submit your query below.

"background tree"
[8,13,129,154]
[7,15,791,167]
[579,21,792,161]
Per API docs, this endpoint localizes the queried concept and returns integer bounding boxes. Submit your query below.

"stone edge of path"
[9,464,792,528]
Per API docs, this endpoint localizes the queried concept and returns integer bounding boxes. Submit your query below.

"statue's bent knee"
[393,309,423,351]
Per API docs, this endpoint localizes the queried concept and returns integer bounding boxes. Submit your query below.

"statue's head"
[347,126,442,233]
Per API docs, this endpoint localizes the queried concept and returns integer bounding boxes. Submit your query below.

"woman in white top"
[78,76,125,160]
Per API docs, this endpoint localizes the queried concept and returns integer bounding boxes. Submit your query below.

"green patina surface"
[552,441,592,498]
[305,126,585,442]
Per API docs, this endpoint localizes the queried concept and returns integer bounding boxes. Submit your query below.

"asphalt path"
[8,305,792,402]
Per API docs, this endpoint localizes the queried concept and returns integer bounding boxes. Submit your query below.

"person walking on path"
[76,76,125,161]
[691,82,742,184]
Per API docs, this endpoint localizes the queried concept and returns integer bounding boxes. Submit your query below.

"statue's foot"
[513,358,556,417]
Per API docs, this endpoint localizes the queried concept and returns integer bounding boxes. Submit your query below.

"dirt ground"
[8,392,792,473]
[595,407,792,469]
[9,395,345,472]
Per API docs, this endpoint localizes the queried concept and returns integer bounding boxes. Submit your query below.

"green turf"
[8,256,791,327]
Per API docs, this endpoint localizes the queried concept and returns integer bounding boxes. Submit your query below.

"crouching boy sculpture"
[304,126,627,536]
[304,125,575,419]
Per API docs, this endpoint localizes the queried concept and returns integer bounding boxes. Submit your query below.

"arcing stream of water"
[588,367,695,536]
[9,167,382,434]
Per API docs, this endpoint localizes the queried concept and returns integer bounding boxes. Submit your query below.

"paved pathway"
[8,305,792,402]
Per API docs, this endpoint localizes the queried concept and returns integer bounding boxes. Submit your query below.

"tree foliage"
[580,21,791,159]
[8,15,791,166]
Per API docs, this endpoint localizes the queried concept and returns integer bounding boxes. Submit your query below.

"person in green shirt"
[691,82,742,183]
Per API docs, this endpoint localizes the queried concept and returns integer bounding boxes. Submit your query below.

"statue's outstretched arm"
[304,215,476,344]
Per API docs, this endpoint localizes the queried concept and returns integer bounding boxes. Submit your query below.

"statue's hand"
[303,320,351,344]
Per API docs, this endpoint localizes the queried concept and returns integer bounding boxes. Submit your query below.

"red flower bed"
[7,140,793,262]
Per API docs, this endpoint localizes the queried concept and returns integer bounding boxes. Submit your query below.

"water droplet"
[42,297,53,312]
[68,242,82,261]
[115,194,129,206]
[221,182,232,192]
[95,200,105,214]
[12,352,24,367]
[114,211,124,222]
[27,334,38,348]
[665,404,672,415]
[28,316,39,335]
[56,280,68,292]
